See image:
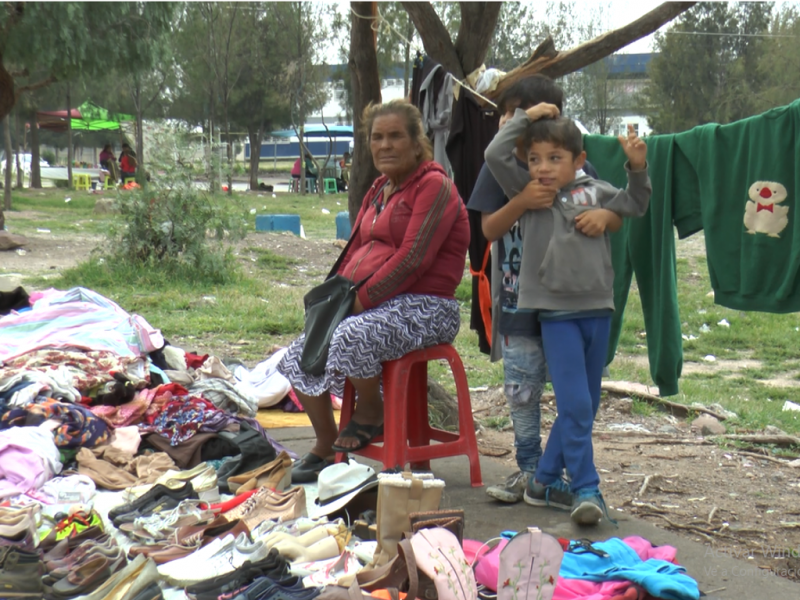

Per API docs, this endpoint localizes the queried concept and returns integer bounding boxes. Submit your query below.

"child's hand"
[617,124,647,170]
[517,180,557,210]
[525,102,560,122]
[575,209,615,237]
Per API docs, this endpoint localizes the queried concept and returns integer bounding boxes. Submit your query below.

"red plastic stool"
[334,343,483,487]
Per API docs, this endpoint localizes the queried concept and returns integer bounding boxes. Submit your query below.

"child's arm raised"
[484,108,538,199]
[601,125,651,218]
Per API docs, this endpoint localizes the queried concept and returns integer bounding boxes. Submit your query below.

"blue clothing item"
[560,537,699,600]
[536,316,611,491]
[502,335,546,473]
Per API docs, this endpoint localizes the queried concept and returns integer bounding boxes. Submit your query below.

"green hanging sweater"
[585,98,800,396]
[674,100,800,312]
[583,134,702,397]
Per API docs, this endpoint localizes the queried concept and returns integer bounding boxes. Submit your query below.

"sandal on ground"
[291,453,335,484]
[330,420,384,453]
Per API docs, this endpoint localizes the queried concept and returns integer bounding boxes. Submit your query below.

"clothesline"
[349,6,499,108]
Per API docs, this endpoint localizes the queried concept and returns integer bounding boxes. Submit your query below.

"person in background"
[339,151,351,189]
[99,144,115,170]
[119,146,137,181]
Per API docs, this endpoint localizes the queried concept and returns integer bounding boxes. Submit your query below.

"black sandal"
[291,453,335,484]
[330,419,384,453]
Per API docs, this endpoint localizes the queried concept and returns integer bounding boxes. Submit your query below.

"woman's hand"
[351,296,365,316]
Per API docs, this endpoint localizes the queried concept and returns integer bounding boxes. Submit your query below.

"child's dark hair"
[498,75,564,114]
[523,118,583,158]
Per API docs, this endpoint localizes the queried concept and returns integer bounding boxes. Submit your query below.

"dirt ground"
[5,228,800,583]
[472,387,800,581]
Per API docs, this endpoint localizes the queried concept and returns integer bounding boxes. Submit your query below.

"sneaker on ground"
[485,471,530,503]
[570,488,617,526]
[165,533,268,587]
[523,477,574,510]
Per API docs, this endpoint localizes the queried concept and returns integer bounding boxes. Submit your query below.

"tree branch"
[16,75,56,96]
[400,1,463,79]
[488,1,697,103]
[454,2,502,76]
[9,67,28,77]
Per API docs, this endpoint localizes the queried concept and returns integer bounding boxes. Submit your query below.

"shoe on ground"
[570,488,616,526]
[165,533,268,587]
[485,471,530,503]
[0,548,43,597]
[108,482,197,522]
[523,477,574,510]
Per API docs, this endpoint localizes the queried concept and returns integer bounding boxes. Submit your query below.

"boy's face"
[528,141,586,190]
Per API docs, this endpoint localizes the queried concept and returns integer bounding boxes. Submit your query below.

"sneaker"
[485,471,530,503]
[523,477,574,510]
[570,489,617,526]
[165,533,269,587]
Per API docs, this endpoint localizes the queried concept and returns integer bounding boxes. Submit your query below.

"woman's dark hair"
[498,75,564,114]
[361,100,433,162]
[102,144,112,152]
[523,117,583,158]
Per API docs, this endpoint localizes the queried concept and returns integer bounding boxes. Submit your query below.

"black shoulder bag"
[300,184,387,376]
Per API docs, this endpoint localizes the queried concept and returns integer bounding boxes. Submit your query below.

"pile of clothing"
[0,286,703,600]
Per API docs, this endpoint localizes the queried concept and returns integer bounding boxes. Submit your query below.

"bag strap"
[397,538,419,599]
[327,183,389,280]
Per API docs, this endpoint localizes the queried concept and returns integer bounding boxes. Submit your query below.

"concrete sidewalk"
[271,426,799,600]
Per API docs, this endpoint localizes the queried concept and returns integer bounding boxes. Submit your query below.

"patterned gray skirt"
[277,294,461,398]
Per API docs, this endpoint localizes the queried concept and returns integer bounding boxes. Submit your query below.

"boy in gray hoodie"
[484,104,650,525]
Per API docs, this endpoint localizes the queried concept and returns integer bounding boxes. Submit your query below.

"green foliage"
[642,2,773,133]
[4,3,175,84]
[103,125,248,283]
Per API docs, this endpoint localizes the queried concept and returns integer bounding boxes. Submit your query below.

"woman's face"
[370,114,420,182]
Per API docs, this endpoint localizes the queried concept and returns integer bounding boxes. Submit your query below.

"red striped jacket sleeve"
[358,174,458,309]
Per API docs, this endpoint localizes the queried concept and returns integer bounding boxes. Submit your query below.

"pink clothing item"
[0,442,45,500]
[553,537,679,600]
[109,426,142,454]
[90,387,157,428]
[291,158,301,176]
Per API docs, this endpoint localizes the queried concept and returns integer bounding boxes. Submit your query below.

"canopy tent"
[269,125,353,140]
[37,101,134,132]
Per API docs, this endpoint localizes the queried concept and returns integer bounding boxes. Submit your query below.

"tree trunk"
[66,86,73,190]
[3,116,12,214]
[403,13,413,98]
[0,53,15,124]
[248,126,262,191]
[298,120,306,197]
[14,111,23,189]
[134,81,145,184]
[30,111,41,189]
[224,103,233,196]
[347,1,382,224]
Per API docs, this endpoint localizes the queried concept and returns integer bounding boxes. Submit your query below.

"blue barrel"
[336,211,351,240]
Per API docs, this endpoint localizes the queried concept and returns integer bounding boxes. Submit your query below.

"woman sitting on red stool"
[277,100,470,483]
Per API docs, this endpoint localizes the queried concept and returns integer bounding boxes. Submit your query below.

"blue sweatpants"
[535,316,611,492]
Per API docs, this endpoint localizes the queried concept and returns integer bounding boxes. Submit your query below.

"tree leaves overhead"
[642,1,774,133]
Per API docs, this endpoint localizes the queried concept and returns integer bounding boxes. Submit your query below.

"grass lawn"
[4,186,800,441]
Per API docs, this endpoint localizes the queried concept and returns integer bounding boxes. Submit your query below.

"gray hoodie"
[484,109,651,312]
